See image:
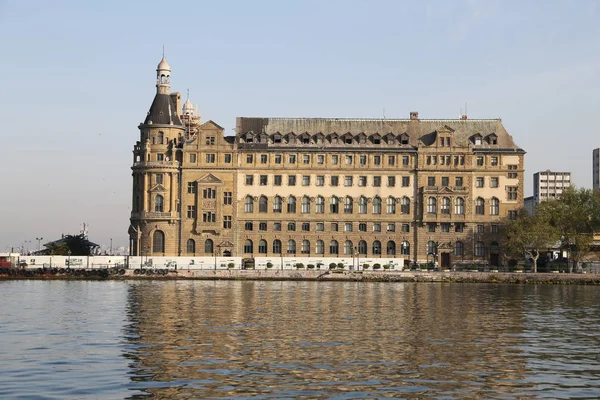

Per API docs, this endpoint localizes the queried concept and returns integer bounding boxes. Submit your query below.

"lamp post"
[25,240,30,255]
[354,247,359,271]
[280,251,284,270]
[36,237,43,252]
[67,250,72,268]
[110,238,113,256]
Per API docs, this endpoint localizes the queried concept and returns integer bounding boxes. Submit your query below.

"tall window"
[154,195,164,212]
[386,241,396,255]
[205,239,214,254]
[427,241,437,255]
[259,196,268,213]
[287,196,297,213]
[243,239,253,254]
[475,241,485,257]
[441,197,450,214]
[401,241,410,255]
[244,196,254,213]
[344,196,353,213]
[316,240,324,254]
[330,196,339,213]
[186,239,195,254]
[301,240,310,254]
[302,196,311,213]
[287,240,296,254]
[372,197,381,214]
[273,196,282,213]
[344,240,354,255]
[387,197,396,214]
[152,230,165,253]
[316,196,324,213]
[401,197,410,214]
[454,241,464,256]
[273,240,282,254]
[476,197,485,215]
[372,240,381,255]
[427,197,437,214]
[455,197,465,215]
[358,240,367,255]
[258,240,267,254]
[157,131,164,145]
[330,240,339,255]
[358,196,367,214]
[490,197,499,215]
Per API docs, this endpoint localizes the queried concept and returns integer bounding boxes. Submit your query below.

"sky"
[1,0,599,252]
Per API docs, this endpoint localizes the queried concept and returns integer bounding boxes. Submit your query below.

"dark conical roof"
[143,93,182,126]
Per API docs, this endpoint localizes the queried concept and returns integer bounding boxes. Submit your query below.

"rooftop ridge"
[241,117,501,122]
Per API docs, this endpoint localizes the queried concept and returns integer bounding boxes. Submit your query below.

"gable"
[197,173,223,184]
[150,184,168,193]
[200,120,224,130]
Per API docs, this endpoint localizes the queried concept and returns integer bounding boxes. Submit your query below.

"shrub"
[329,263,337,270]
[316,263,323,269]
[363,263,370,270]
[266,262,273,269]
[383,264,390,270]
[228,263,235,269]
[307,264,315,269]
[373,263,381,270]
[514,265,524,271]
[296,263,304,269]
[337,263,345,269]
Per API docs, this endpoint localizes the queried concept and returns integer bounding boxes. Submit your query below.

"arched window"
[273,239,282,254]
[287,240,296,254]
[243,239,253,254]
[287,196,296,213]
[330,240,339,255]
[258,239,267,254]
[154,195,164,212]
[316,240,324,254]
[455,197,465,215]
[330,196,339,213]
[454,241,464,256]
[152,230,165,253]
[427,197,437,214]
[372,197,382,214]
[476,197,485,215]
[344,240,353,255]
[301,240,310,254]
[244,196,254,213]
[475,241,485,257]
[441,197,450,214]
[186,239,195,254]
[273,196,282,213]
[259,196,268,213]
[401,241,410,255]
[401,196,410,214]
[490,197,499,215]
[344,196,353,213]
[358,240,367,255]
[386,197,396,214]
[358,196,367,214]
[205,239,214,254]
[316,196,325,213]
[302,196,311,214]
[373,240,381,255]
[287,222,295,231]
[427,240,437,255]
[386,240,396,255]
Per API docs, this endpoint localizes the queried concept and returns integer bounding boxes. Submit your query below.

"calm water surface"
[1,280,600,399]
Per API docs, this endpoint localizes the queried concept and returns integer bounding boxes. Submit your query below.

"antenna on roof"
[162,44,165,58]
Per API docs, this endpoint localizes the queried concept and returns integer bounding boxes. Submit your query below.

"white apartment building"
[593,148,600,190]
[525,170,571,213]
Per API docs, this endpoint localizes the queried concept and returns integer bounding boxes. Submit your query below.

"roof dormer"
[384,132,396,145]
[342,132,354,145]
[486,133,498,145]
[286,132,297,144]
[329,132,339,144]
[399,133,410,145]
[370,133,382,144]
[241,131,255,143]
[471,133,483,145]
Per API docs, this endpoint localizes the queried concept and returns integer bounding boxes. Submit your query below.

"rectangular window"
[507,186,518,200]
[332,155,339,165]
[275,155,282,164]
[508,172,518,179]
[373,176,381,187]
[189,154,197,163]
[358,176,367,187]
[344,176,353,187]
[345,155,353,165]
[273,222,281,231]
[373,223,381,232]
[360,155,367,165]
[344,223,352,232]
[428,176,435,187]
[491,177,499,188]
[187,182,197,194]
[402,176,410,187]
[402,156,409,166]
[428,223,436,232]
[206,136,215,145]
[477,156,484,166]
[288,175,296,186]
[441,176,449,187]
[316,222,324,232]
[224,154,232,163]
[206,154,216,163]
[387,223,395,232]
[245,222,253,231]
[441,223,450,232]
[454,155,459,165]
[491,224,499,233]
[260,154,267,164]
[374,155,381,165]
[156,173,163,184]
[331,223,338,232]
[223,216,232,229]
[157,154,164,161]
[302,175,311,186]
[317,154,325,164]
[316,175,324,186]
[477,224,485,233]
[303,154,310,164]
[245,175,254,185]
[388,176,396,187]
[302,222,310,232]
[259,175,268,186]
[331,176,339,186]
[289,155,296,164]
[491,156,498,166]
[508,165,517,170]
[223,192,232,205]
[259,222,267,231]
[202,188,216,199]
[187,205,196,219]
[460,156,465,165]
[203,212,216,223]
[274,175,282,186]
[246,154,253,163]
[455,223,465,233]
[476,177,484,188]
[455,176,463,187]
[359,223,367,232]
[388,156,395,166]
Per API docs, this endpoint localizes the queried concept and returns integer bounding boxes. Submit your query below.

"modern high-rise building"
[524,170,572,213]
[128,58,525,268]
[593,148,600,190]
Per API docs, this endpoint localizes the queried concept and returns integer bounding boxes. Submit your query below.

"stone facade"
[129,59,525,268]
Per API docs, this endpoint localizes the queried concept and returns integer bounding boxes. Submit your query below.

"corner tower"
[129,57,185,257]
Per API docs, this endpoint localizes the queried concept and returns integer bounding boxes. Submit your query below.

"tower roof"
[144,93,182,126]
[157,57,170,71]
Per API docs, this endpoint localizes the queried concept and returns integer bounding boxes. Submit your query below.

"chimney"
[410,111,419,120]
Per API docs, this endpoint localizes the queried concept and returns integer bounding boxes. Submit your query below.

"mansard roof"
[144,93,182,126]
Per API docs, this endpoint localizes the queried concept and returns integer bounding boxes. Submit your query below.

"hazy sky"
[1,0,599,252]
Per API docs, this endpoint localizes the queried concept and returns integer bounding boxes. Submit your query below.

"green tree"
[536,187,600,273]
[502,210,559,273]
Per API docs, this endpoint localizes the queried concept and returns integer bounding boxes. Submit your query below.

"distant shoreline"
[2,269,600,285]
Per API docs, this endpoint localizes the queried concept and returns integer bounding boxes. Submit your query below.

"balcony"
[131,211,179,220]
[133,160,180,168]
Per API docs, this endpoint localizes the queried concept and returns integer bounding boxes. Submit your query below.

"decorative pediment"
[218,240,234,247]
[200,120,224,130]
[197,173,222,184]
[438,242,454,249]
[437,125,455,134]
[150,184,168,192]
[438,186,454,194]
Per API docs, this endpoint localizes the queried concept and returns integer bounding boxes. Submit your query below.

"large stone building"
[129,58,525,268]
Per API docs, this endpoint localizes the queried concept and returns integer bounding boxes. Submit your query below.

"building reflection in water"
[122,281,530,398]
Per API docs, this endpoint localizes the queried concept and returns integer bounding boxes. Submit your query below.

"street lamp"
[354,247,359,271]
[67,250,72,268]
[36,237,43,252]
[110,238,113,256]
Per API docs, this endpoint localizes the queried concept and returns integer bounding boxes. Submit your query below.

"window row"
[245,174,411,188]
[425,197,501,216]
[242,132,411,146]
[245,195,411,215]
[243,221,411,233]
[242,239,411,256]
[426,240,496,257]
[187,153,232,164]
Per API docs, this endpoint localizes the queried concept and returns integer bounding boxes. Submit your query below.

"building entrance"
[441,253,451,269]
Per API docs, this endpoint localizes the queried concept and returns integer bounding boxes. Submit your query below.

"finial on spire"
[186,88,190,100]
[162,44,165,58]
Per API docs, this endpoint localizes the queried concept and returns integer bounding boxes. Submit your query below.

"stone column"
[143,173,149,212]
[170,172,176,213]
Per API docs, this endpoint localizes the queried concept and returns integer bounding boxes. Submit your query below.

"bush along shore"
[1,267,600,284]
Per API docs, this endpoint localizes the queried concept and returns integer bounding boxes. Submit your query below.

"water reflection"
[122,282,600,398]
